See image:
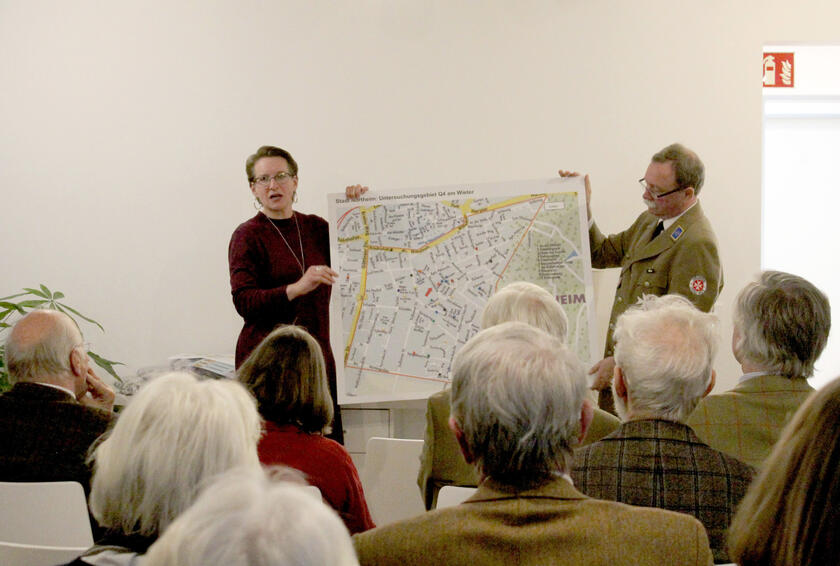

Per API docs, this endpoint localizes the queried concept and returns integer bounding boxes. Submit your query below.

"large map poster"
[328,176,596,404]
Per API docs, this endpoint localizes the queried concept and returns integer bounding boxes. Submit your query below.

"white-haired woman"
[61,372,262,565]
[144,467,360,566]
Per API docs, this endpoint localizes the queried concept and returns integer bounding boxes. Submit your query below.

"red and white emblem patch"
[690,276,707,295]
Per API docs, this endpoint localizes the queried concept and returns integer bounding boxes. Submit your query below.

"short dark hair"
[245,146,299,184]
[651,143,705,194]
[734,271,831,378]
[237,325,333,434]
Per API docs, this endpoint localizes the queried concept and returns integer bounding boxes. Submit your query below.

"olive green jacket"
[591,202,722,411]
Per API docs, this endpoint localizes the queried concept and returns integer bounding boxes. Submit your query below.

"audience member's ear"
[69,346,87,378]
[448,416,475,465]
[578,399,594,444]
[613,366,628,402]
[703,370,716,397]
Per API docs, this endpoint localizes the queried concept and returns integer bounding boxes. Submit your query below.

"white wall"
[3,0,839,393]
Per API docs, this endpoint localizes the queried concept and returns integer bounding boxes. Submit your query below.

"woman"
[728,376,840,566]
[238,324,375,534]
[228,145,366,443]
[62,372,262,565]
[144,467,360,566]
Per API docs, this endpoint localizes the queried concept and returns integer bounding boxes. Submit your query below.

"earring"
[253,197,262,210]
[293,191,299,203]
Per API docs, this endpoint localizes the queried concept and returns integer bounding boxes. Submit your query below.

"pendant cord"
[264,212,306,276]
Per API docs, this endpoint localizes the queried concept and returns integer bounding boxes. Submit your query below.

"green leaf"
[16,299,48,308]
[40,284,52,297]
[23,287,48,298]
[0,302,27,313]
[88,351,124,382]
[53,292,65,300]
[0,291,32,301]
[55,303,104,332]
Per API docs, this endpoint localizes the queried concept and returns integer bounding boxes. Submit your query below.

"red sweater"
[258,422,375,534]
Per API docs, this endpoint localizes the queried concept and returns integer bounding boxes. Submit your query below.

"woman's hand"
[345,184,369,199]
[286,265,339,300]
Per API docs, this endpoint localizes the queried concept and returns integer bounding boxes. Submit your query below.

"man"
[573,295,753,563]
[0,309,115,492]
[563,143,722,413]
[355,322,714,566]
[687,270,830,469]
[417,282,619,509]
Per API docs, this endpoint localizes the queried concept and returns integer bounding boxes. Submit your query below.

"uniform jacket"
[355,477,714,566]
[0,382,112,493]
[687,374,814,469]
[572,419,754,563]
[590,202,722,411]
[417,388,620,509]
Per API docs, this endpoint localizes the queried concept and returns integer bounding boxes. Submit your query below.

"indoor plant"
[0,285,122,392]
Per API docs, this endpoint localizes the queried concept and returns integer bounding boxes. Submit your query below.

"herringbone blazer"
[573,419,753,563]
[0,382,112,492]
[354,477,713,566]
[687,374,814,469]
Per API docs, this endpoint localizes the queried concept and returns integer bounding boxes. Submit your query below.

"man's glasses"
[252,172,296,189]
[638,178,684,199]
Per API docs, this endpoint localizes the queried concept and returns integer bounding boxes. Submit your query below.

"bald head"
[6,310,85,392]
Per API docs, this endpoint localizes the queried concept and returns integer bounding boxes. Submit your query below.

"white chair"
[435,485,476,509]
[361,437,425,526]
[0,481,94,547]
[0,541,87,566]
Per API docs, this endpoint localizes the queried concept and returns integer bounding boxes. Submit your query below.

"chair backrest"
[435,485,476,509]
[0,481,94,547]
[361,437,425,526]
[0,541,87,566]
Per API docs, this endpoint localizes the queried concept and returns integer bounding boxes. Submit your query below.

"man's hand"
[345,184,369,199]
[79,368,115,412]
[558,170,591,219]
[286,265,339,300]
[588,356,615,391]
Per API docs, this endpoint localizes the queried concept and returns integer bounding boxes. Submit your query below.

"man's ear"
[703,370,716,397]
[68,346,87,378]
[613,366,628,402]
[448,416,474,465]
[578,399,594,444]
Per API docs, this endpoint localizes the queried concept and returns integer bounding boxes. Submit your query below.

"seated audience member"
[144,466,360,566]
[62,372,262,566]
[687,270,830,468]
[573,294,754,563]
[728,376,840,566]
[238,325,374,533]
[417,281,620,509]
[0,310,114,492]
[354,322,714,566]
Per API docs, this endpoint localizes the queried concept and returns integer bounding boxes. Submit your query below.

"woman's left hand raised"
[345,185,369,199]
[286,265,338,300]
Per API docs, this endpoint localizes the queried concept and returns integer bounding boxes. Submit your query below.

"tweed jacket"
[355,476,713,566]
[591,203,722,412]
[417,388,620,509]
[687,374,814,469]
[572,419,753,563]
[0,382,112,492]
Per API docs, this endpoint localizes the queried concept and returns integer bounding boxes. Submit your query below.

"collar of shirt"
[661,200,697,230]
[35,381,78,400]
[737,370,772,385]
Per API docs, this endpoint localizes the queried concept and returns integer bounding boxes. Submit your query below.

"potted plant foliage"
[0,285,122,392]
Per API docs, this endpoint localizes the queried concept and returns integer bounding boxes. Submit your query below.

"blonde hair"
[89,372,261,536]
[728,376,840,565]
